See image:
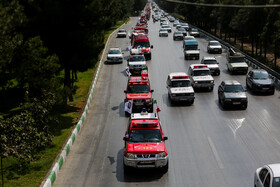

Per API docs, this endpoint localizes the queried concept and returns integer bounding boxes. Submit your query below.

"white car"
[254,163,280,187]
[189,28,200,37]
[161,25,172,33]
[117,29,127,38]
[187,64,214,91]
[201,56,220,76]
[166,72,195,105]
[106,48,123,63]
[207,40,222,54]
[159,28,168,37]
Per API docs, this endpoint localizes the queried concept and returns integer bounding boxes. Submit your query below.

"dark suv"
[246,69,275,95]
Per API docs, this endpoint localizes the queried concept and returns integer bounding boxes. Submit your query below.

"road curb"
[40,22,126,187]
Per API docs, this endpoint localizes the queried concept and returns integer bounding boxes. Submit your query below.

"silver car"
[254,163,280,187]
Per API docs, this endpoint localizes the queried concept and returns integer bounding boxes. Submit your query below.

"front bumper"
[209,48,222,53]
[124,156,168,168]
[173,36,183,40]
[223,99,247,107]
[170,95,195,102]
[117,34,126,38]
[231,67,248,74]
[107,58,123,63]
[192,82,214,88]
[251,84,275,93]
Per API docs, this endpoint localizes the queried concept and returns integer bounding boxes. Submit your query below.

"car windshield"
[119,30,126,33]
[127,84,150,93]
[203,60,218,64]
[185,37,195,41]
[171,80,191,87]
[129,55,145,62]
[193,70,210,76]
[134,42,150,48]
[210,42,220,46]
[109,49,121,54]
[230,57,245,63]
[181,23,188,26]
[174,32,182,35]
[192,29,198,32]
[178,28,185,31]
[129,129,162,143]
[185,45,198,50]
[273,177,280,187]
[253,72,269,79]
[162,25,170,28]
[224,85,244,92]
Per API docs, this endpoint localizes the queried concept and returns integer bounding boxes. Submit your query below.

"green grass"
[1,18,129,187]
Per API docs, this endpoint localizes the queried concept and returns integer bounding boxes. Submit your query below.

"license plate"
[139,161,153,164]
[135,102,144,106]
[262,88,269,90]
[233,102,241,105]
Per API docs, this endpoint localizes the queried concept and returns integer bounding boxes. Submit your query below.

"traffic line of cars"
[154,5,279,186]
[111,3,169,173]
[154,9,275,110]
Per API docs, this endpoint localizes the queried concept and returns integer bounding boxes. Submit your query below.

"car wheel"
[246,81,250,89]
[218,96,221,103]
[184,55,187,60]
[162,161,168,173]
[123,163,131,174]
[242,104,247,110]
[216,72,220,76]
[189,100,194,105]
[209,87,213,91]
[270,89,275,95]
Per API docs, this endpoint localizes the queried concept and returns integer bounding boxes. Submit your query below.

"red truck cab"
[124,73,154,114]
[123,112,168,172]
[131,35,153,60]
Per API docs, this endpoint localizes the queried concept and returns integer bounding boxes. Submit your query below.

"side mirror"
[151,45,154,48]
[124,90,127,93]
[151,89,154,93]
[123,137,128,141]
[164,137,168,141]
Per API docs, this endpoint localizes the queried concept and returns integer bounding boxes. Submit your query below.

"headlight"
[189,93,194,96]
[145,99,152,103]
[210,81,214,83]
[171,94,176,97]
[126,153,136,159]
[225,99,231,101]
[194,81,198,84]
[241,98,247,101]
[157,152,166,158]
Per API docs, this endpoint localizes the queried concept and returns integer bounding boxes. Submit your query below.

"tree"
[0,91,56,187]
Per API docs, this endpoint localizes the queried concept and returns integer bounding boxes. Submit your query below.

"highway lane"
[54,16,280,187]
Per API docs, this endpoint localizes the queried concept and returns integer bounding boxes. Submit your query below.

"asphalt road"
[53,17,280,187]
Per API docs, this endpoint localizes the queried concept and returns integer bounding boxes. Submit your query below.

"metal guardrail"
[188,23,280,85]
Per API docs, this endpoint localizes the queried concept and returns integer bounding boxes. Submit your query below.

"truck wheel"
[209,87,213,91]
[162,161,168,173]
[123,163,131,174]
[189,100,194,105]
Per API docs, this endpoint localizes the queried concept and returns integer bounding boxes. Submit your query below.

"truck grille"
[136,154,156,158]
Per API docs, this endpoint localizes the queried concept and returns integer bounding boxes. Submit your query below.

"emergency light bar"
[193,65,208,69]
[172,75,188,79]
[131,122,158,128]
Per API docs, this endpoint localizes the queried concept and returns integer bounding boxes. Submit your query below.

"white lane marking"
[208,137,224,169]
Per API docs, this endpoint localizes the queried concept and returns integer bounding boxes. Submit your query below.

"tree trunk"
[64,67,73,102]
[1,157,4,187]
[251,34,254,55]
[241,33,244,51]
[260,39,262,56]
[264,38,267,58]
[256,36,259,55]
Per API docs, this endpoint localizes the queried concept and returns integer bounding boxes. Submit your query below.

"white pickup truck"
[226,48,248,74]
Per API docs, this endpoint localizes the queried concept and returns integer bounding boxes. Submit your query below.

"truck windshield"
[193,70,210,76]
[134,42,150,48]
[224,85,244,92]
[127,84,150,93]
[230,57,245,63]
[273,177,280,187]
[185,45,198,50]
[129,129,162,143]
[171,80,191,87]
